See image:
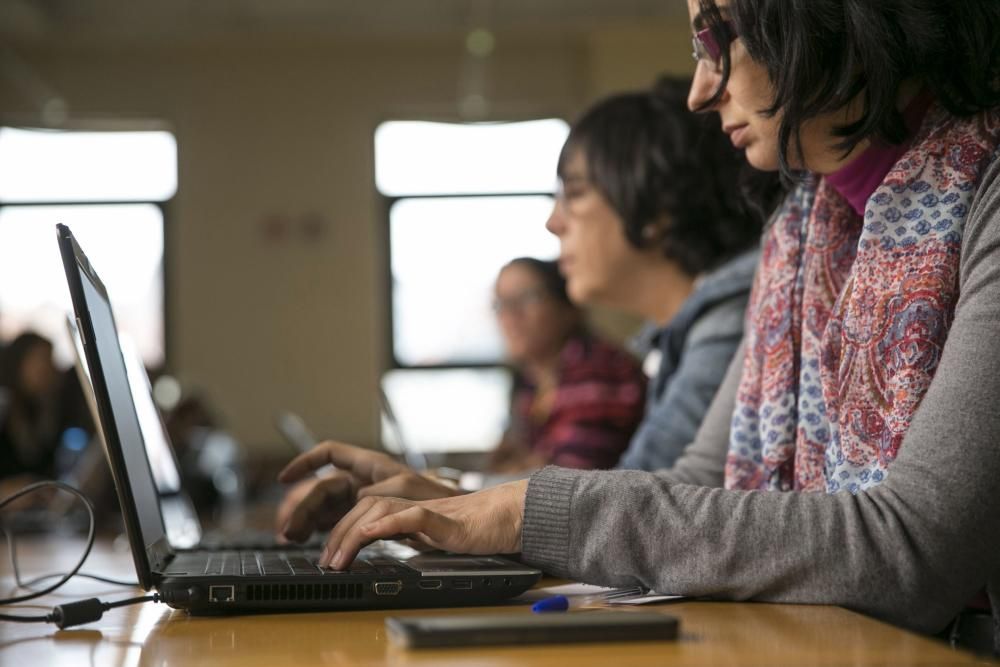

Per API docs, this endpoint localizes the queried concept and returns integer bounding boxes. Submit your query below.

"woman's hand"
[276,441,411,542]
[320,479,529,570]
[356,470,463,501]
[275,441,463,542]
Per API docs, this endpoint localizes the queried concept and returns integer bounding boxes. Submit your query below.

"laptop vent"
[245,582,365,602]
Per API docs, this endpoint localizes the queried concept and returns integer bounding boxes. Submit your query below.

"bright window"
[0,128,177,203]
[0,127,174,366]
[375,118,567,453]
[390,195,559,366]
[375,119,568,197]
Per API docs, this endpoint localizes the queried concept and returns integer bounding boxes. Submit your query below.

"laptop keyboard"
[168,551,413,577]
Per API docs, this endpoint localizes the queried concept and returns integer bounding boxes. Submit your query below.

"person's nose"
[545,203,566,237]
[687,60,727,112]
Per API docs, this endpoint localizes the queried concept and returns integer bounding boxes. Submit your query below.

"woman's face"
[494,264,575,365]
[19,343,57,398]
[545,150,649,307]
[686,0,862,174]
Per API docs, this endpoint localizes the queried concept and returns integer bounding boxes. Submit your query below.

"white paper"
[520,582,684,604]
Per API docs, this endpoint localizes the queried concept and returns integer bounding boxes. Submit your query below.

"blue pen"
[532,587,647,613]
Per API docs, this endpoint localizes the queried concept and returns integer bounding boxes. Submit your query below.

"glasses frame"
[492,287,549,316]
[691,20,737,71]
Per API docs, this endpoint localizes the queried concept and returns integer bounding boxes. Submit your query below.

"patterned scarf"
[727,104,1000,492]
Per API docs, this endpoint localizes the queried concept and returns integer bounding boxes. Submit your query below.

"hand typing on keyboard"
[318,480,529,571]
[275,442,459,546]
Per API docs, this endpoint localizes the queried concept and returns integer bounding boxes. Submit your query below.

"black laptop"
[57,223,541,613]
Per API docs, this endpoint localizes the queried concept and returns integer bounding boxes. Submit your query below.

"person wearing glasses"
[275,78,776,528]
[487,256,647,473]
[284,0,1000,652]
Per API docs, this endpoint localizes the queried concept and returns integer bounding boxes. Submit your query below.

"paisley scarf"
[726,103,1000,492]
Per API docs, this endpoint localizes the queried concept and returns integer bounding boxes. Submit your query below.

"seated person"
[0,333,62,493]
[275,77,776,530]
[280,0,1000,653]
[548,77,778,471]
[488,257,646,473]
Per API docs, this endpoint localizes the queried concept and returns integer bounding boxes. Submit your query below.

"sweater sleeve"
[521,158,1000,635]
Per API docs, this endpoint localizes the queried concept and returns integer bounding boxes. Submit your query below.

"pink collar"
[826,90,935,216]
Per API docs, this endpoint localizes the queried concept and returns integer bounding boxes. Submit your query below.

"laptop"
[67,315,204,547]
[56,223,540,613]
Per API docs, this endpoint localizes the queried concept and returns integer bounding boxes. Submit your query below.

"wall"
[0,21,695,455]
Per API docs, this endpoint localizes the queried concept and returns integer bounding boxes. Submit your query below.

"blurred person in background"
[488,257,646,473]
[274,77,781,537]
[0,332,66,500]
[549,76,778,471]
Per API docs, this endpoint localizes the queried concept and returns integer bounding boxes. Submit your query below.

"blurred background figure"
[0,331,94,505]
[548,77,778,472]
[0,332,62,485]
[488,257,645,472]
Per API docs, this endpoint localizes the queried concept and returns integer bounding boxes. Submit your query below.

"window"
[375,119,568,453]
[0,127,176,367]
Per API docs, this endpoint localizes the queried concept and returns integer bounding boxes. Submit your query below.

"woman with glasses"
[275,78,774,529]
[487,256,646,473]
[549,77,773,472]
[284,0,1000,650]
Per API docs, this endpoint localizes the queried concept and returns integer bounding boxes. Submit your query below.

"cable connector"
[51,594,161,629]
[51,598,105,629]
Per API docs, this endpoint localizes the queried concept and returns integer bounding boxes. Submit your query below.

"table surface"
[1,535,992,667]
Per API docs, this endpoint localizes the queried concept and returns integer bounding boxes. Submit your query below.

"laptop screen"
[68,317,183,496]
[71,238,167,556]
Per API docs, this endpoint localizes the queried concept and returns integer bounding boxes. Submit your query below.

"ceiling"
[0,0,688,47]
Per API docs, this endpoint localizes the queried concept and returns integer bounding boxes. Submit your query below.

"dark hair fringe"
[698,0,1000,180]
[558,76,781,275]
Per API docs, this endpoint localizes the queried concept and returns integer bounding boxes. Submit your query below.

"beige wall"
[0,23,695,455]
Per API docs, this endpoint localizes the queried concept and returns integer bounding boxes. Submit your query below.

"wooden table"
[1,536,992,666]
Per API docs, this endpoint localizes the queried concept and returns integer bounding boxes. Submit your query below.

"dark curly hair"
[695,0,1000,178]
[557,76,779,276]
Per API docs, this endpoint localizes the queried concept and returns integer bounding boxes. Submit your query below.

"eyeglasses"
[691,20,737,71]
[492,288,548,315]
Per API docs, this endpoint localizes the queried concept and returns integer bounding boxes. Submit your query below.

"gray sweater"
[521,154,1000,643]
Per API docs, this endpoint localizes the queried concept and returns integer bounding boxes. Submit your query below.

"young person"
[274,79,774,532]
[551,78,769,471]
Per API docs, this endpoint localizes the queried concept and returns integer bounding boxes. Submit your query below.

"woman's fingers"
[356,472,459,501]
[320,496,386,568]
[319,479,531,570]
[359,505,457,551]
[323,500,453,570]
[280,473,356,542]
[278,441,407,485]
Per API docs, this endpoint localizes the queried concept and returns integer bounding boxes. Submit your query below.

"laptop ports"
[452,579,472,590]
[209,585,235,603]
[374,581,402,596]
[418,579,443,590]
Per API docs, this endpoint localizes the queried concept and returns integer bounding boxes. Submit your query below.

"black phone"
[385,611,680,649]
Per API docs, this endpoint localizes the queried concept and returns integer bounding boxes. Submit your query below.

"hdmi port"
[374,581,402,596]
[418,579,443,590]
[452,579,472,590]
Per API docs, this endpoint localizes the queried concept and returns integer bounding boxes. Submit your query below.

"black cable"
[0,594,160,629]
[0,611,52,623]
[0,482,176,628]
[17,572,140,589]
[0,481,96,605]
